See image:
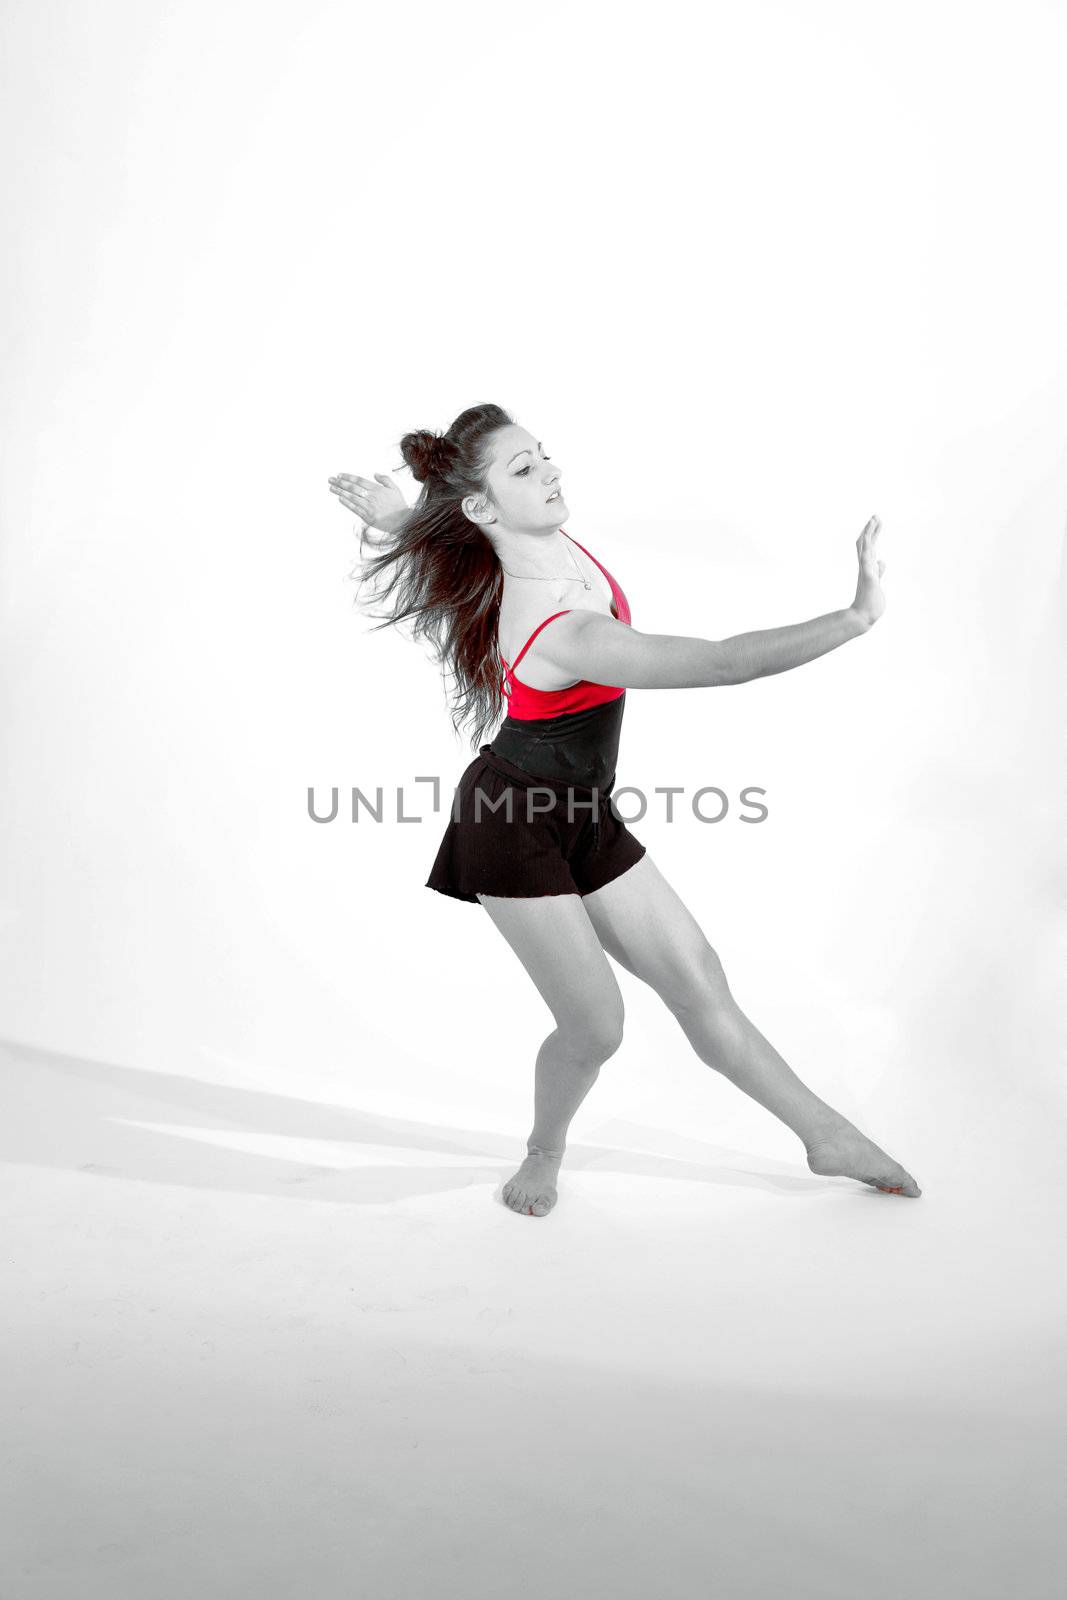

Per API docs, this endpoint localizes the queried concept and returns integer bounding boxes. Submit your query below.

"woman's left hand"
[850,515,886,628]
[328,471,409,532]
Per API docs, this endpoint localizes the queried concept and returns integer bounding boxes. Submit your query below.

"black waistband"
[477,744,613,797]
[486,693,625,793]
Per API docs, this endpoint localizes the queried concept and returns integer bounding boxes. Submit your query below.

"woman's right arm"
[328,472,412,535]
[537,517,887,690]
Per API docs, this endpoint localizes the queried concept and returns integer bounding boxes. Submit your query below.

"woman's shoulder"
[498,585,611,659]
[497,562,616,691]
[498,587,570,672]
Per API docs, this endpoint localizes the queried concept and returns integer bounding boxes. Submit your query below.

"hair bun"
[403,429,454,484]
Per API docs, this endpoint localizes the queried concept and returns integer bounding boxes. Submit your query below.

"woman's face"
[475,425,568,533]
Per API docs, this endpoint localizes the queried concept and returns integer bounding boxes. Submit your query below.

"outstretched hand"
[851,515,886,628]
[328,471,410,534]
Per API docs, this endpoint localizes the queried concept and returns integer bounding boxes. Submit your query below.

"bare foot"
[502,1145,563,1217]
[805,1118,922,1197]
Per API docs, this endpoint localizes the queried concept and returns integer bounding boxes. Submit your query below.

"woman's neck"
[493,527,573,579]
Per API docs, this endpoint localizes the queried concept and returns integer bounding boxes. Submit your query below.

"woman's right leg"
[477,890,626,1217]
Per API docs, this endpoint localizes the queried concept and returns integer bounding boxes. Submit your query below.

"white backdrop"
[4,6,1067,1597]
[2,0,1065,1147]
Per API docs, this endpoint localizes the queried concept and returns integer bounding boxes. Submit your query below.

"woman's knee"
[558,992,625,1063]
[663,941,733,1017]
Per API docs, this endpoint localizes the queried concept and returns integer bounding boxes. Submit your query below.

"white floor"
[2,1037,1064,1600]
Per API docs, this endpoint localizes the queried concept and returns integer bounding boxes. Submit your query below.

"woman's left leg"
[582,854,921,1196]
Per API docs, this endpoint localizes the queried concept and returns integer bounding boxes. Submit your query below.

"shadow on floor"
[0,1034,833,1207]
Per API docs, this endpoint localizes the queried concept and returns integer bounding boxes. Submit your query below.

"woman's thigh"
[477,891,625,1050]
[580,852,730,1011]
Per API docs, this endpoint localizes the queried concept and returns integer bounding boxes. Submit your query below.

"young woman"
[328,402,921,1218]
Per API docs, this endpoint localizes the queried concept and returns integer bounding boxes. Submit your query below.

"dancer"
[328,402,921,1217]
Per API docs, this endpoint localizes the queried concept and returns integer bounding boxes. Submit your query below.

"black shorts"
[425,744,647,904]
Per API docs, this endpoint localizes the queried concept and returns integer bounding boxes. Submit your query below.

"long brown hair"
[351,402,515,749]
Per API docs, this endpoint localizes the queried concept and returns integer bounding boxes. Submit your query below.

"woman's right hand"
[328,471,410,533]
[850,515,886,629]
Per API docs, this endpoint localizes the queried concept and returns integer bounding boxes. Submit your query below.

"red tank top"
[500,533,631,719]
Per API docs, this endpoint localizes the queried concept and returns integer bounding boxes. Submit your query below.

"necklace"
[499,537,592,590]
